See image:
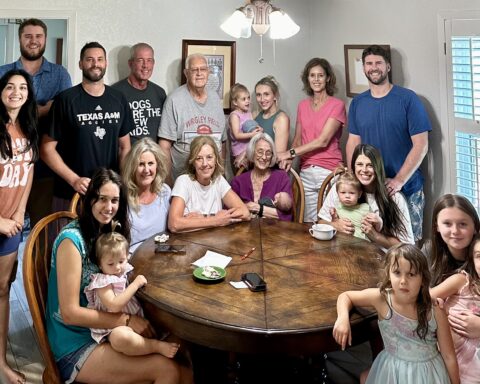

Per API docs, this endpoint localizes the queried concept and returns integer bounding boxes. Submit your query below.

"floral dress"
[366,291,450,383]
[84,263,143,343]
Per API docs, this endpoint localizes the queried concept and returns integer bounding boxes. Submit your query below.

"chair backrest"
[289,168,305,223]
[69,192,82,214]
[317,168,346,213]
[22,211,77,384]
[235,165,246,176]
[235,166,305,223]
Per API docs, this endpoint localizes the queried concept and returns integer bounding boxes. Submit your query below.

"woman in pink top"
[0,69,38,384]
[278,58,346,222]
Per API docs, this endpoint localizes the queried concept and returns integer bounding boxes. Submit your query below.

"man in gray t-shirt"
[158,53,226,182]
[112,43,166,143]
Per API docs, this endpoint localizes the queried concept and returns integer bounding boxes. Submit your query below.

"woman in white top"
[168,135,250,232]
[318,144,414,249]
[122,138,171,253]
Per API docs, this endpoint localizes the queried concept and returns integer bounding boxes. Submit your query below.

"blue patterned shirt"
[0,57,71,105]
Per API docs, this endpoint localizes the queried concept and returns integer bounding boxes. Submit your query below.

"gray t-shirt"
[158,84,226,179]
[112,78,166,143]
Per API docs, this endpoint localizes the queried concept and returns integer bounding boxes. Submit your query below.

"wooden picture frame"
[181,39,236,114]
[344,44,391,98]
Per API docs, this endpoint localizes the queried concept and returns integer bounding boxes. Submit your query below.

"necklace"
[312,95,328,109]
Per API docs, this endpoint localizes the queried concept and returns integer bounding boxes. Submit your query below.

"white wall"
[2,0,473,233]
[311,0,480,232]
[0,0,310,121]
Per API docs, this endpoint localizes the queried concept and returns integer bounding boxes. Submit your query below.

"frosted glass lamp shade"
[220,10,252,38]
[269,10,300,39]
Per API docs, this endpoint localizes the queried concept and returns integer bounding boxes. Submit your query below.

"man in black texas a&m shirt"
[41,42,132,206]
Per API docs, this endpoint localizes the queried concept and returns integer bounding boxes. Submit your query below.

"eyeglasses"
[188,67,209,74]
[255,150,273,159]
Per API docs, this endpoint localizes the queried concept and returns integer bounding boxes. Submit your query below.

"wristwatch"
[289,148,296,158]
[258,203,264,218]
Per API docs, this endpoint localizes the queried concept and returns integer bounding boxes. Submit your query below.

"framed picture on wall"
[344,44,392,98]
[181,39,236,114]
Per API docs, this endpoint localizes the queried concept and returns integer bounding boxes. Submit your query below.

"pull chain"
[259,34,264,63]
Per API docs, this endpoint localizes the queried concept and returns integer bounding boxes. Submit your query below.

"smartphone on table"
[241,272,267,292]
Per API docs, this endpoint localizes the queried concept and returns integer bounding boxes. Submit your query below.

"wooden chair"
[289,168,305,223]
[316,168,346,212]
[69,192,82,214]
[22,211,78,384]
[235,166,305,223]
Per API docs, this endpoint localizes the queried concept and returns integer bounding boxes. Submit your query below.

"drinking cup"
[309,224,337,240]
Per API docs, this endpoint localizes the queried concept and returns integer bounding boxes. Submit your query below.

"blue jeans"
[405,188,424,242]
[57,341,97,384]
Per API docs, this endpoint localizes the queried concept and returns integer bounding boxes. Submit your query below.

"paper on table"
[192,250,232,269]
[230,281,249,289]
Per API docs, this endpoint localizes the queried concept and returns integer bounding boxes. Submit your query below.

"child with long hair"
[431,234,480,383]
[333,243,459,384]
[426,194,480,287]
[334,167,382,240]
[228,83,263,169]
[84,223,179,358]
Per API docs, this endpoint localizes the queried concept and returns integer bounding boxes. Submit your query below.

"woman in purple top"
[231,133,293,221]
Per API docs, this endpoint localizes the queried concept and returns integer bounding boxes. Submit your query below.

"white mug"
[309,224,337,240]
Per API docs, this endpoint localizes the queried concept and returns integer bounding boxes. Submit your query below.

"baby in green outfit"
[335,171,382,240]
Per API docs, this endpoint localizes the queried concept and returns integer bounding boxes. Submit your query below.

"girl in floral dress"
[85,226,179,358]
[333,243,459,384]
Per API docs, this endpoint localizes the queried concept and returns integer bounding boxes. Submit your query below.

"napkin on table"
[192,250,232,269]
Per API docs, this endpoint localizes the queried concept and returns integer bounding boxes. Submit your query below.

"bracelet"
[258,203,264,218]
[125,314,131,326]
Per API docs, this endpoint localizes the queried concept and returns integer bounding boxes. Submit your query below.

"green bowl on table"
[193,266,226,284]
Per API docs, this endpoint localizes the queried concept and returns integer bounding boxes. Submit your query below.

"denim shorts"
[0,232,21,256]
[57,341,97,384]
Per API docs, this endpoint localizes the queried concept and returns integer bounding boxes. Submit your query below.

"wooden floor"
[7,241,44,384]
[6,241,371,384]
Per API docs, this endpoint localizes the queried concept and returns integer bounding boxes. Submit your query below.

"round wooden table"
[131,218,383,355]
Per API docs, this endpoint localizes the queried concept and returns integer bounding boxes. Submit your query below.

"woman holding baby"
[318,144,414,249]
[231,133,293,221]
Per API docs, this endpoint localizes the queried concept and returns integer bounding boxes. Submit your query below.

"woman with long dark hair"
[0,69,38,384]
[319,144,414,249]
[46,168,192,384]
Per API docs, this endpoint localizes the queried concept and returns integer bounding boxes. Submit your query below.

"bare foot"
[156,341,180,358]
[0,364,26,384]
